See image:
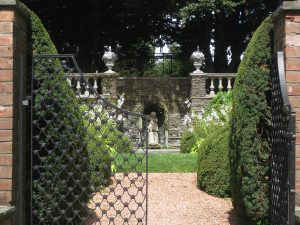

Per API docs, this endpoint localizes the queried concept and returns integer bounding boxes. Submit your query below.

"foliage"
[21,3,91,224]
[197,125,230,198]
[22,0,279,73]
[229,16,272,225]
[181,91,232,154]
[80,104,132,189]
[202,91,233,122]
[145,59,186,77]
[178,0,278,72]
[21,0,180,72]
[180,130,197,153]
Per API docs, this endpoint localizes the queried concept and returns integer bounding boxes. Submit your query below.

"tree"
[22,0,280,73]
[177,0,279,72]
[21,0,179,72]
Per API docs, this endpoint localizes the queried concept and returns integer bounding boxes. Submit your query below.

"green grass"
[113,153,197,173]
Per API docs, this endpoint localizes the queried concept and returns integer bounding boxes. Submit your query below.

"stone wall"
[0,1,28,224]
[273,1,300,208]
[117,77,191,146]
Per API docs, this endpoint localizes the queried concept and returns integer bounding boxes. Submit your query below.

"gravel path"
[88,173,237,225]
[148,173,237,225]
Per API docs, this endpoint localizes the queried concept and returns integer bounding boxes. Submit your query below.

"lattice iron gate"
[270,52,296,225]
[30,54,148,225]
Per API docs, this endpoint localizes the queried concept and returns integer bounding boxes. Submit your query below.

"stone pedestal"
[190,72,208,114]
[101,73,119,103]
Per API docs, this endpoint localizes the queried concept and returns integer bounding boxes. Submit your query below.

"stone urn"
[102,46,117,73]
[190,46,205,73]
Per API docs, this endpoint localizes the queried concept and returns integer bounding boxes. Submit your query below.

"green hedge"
[197,125,230,198]
[180,130,196,153]
[229,16,272,225]
[22,3,109,223]
[23,4,90,223]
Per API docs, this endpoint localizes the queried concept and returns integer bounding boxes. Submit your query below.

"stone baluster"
[93,78,98,91]
[67,77,72,86]
[218,78,223,91]
[76,78,81,93]
[210,79,215,96]
[228,78,232,91]
[206,74,236,96]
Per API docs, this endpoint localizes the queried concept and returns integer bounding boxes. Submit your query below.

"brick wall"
[0,1,28,224]
[273,1,300,206]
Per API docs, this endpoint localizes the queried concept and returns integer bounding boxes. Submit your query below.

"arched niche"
[143,102,166,128]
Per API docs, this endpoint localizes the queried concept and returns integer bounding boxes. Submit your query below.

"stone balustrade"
[65,72,237,104]
[66,73,102,98]
[66,73,119,101]
[206,73,236,96]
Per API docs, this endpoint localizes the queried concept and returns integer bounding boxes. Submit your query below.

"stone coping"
[117,76,191,80]
[190,72,236,77]
[0,205,15,221]
[273,1,300,21]
[0,0,30,19]
[0,0,16,5]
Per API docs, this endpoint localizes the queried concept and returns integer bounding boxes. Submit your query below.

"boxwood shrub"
[229,16,273,225]
[197,125,230,198]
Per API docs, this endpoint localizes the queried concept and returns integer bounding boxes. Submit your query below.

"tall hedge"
[21,4,93,224]
[229,16,272,225]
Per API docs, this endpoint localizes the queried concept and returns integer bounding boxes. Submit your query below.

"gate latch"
[22,96,31,106]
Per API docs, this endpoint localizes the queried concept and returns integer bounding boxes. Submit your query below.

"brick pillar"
[273,1,300,207]
[0,1,28,224]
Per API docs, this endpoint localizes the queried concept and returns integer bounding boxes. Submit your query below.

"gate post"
[0,1,28,225]
[273,1,300,220]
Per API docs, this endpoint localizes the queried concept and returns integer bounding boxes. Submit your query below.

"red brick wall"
[0,1,28,225]
[273,2,300,205]
[0,8,15,207]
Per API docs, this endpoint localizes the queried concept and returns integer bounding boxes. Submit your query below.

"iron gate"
[270,51,296,225]
[31,54,148,225]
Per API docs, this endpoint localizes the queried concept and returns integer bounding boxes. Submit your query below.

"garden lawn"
[114,153,197,173]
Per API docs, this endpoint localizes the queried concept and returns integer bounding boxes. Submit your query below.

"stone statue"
[183,98,192,128]
[148,112,159,145]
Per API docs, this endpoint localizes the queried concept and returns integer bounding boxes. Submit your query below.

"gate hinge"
[22,96,31,106]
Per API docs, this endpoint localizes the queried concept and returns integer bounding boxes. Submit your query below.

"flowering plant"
[183,91,232,153]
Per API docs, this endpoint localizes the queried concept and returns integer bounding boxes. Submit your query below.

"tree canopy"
[22,0,280,73]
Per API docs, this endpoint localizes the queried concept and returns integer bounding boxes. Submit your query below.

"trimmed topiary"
[22,4,90,223]
[197,125,230,198]
[229,16,273,225]
[21,3,109,223]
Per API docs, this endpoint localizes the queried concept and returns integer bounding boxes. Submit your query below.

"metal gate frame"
[30,54,148,225]
[270,51,296,225]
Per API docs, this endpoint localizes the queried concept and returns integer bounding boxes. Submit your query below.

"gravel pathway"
[148,173,237,225]
[88,173,237,225]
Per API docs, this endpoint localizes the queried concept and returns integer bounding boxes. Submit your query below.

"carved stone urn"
[190,45,205,73]
[102,46,117,73]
